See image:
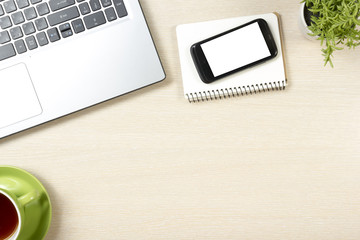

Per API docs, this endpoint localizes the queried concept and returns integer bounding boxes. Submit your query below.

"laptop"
[0,0,165,139]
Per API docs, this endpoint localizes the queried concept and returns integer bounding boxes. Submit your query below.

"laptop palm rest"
[0,63,42,129]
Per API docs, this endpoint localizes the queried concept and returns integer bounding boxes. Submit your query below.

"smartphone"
[190,18,278,84]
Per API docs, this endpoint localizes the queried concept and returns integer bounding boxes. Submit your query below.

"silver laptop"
[0,0,165,138]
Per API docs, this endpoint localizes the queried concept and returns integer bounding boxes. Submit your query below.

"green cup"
[0,166,51,240]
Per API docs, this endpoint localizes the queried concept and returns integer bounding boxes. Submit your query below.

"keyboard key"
[3,0,16,13]
[59,23,72,38]
[24,7,37,20]
[35,17,47,30]
[0,30,10,43]
[16,0,29,9]
[60,28,72,38]
[36,2,49,16]
[30,0,41,4]
[9,25,22,39]
[14,39,26,53]
[25,35,37,50]
[36,31,48,46]
[100,0,111,8]
[47,6,79,26]
[71,18,84,33]
[49,0,75,12]
[105,7,116,22]
[11,11,24,25]
[22,22,35,35]
[47,27,60,42]
[0,16,12,29]
[83,11,105,29]
[113,0,126,18]
[59,22,70,31]
[89,0,101,11]
[0,5,4,16]
[0,43,16,61]
[78,2,90,15]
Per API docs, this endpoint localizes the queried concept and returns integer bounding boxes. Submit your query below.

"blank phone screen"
[200,22,271,77]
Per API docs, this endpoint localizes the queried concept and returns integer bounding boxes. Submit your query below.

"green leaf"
[301,0,360,67]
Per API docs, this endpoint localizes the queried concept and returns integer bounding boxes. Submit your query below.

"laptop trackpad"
[0,63,42,129]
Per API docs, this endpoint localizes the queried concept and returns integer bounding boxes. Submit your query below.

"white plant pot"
[298,2,318,41]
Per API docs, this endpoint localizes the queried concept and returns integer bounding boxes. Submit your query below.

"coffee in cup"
[0,166,52,240]
[0,191,21,240]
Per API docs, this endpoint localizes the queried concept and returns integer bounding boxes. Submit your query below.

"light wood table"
[1,0,360,239]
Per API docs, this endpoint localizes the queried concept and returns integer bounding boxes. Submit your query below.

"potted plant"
[299,0,360,67]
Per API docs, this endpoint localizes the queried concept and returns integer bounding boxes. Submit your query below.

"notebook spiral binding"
[186,80,286,103]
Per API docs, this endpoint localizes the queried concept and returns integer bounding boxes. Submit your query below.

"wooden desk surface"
[1,0,360,239]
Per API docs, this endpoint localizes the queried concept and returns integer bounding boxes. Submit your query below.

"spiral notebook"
[176,13,287,103]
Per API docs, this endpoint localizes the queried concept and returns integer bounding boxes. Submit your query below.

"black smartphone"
[190,18,278,84]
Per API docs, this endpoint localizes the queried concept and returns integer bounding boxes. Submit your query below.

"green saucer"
[0,166,52,240]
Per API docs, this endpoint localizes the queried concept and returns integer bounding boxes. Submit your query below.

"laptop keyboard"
[0,0,127,61]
